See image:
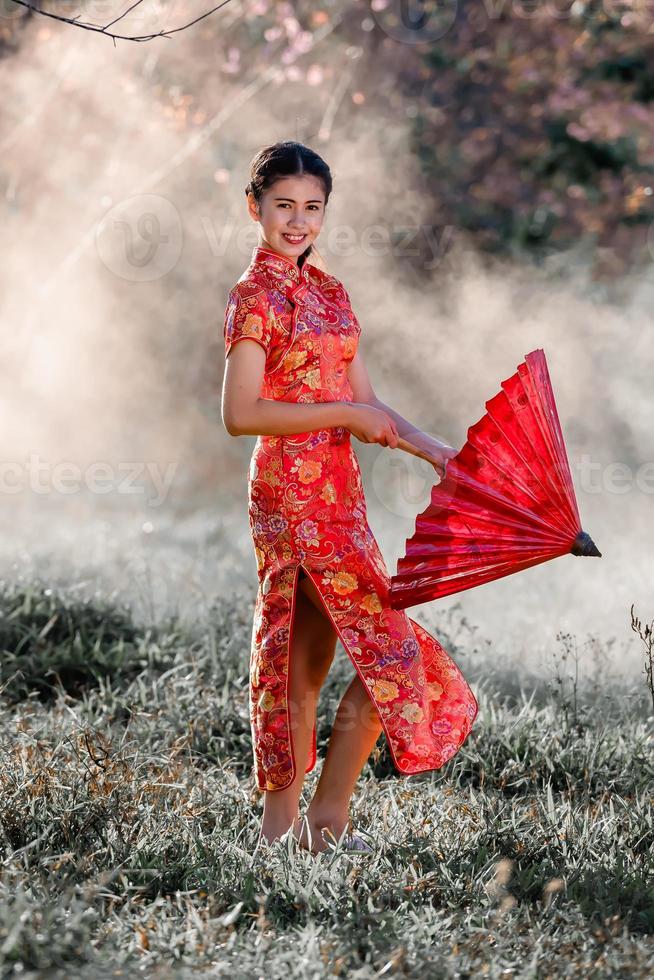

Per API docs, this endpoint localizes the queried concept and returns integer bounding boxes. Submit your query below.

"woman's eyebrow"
[273,197,323,203]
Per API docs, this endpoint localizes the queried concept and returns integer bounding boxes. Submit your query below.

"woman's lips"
[282,233,307,243]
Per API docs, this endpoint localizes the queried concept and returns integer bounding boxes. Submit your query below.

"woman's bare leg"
[303,673,384,850]
[259,571,337,845]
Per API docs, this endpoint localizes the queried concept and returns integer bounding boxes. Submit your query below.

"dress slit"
[285,562,318,788]
[283,562,396,789]
[253,547,478,792]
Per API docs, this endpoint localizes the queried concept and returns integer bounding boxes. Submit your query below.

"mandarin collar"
[249,245,311,288]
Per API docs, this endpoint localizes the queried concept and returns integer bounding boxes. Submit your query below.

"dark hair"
[245,141,332,269]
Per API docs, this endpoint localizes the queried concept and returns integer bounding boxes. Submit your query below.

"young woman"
[221,141,478,854]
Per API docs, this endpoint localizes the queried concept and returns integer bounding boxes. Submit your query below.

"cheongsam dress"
[223,244,478,792]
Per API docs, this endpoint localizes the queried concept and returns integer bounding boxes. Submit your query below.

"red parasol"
[389,348,601,610]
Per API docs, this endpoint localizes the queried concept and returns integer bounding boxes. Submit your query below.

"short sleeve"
[223,282,274,360]
[340,284,361,338]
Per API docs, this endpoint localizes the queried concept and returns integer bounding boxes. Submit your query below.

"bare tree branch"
[8,0,235,43]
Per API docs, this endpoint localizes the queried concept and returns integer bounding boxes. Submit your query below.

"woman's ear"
[246,191,260,223]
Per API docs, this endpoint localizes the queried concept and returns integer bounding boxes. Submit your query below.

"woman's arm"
[222,339,399,447]
[347,348,457,467]
[222,340,352,435]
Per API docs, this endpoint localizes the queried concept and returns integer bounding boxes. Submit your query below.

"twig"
[630,604,654,712]
[7,0,235,43]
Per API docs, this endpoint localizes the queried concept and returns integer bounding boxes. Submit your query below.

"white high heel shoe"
[326,829,374,853]
[312,820,375,854]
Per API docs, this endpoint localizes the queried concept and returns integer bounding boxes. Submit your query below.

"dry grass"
[0,578,653,978]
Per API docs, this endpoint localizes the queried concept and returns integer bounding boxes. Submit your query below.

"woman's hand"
[426,444,457,479]
[345,403,400,448]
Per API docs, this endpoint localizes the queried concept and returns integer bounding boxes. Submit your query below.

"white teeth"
[283,234,306,241]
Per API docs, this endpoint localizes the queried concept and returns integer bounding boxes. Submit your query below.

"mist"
[1,3,652,680]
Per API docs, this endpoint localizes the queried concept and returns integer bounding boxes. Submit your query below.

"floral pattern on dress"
[224,245,478,791]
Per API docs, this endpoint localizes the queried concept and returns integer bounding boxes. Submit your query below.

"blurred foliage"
[2,0,652,278]
[402,0,654,273]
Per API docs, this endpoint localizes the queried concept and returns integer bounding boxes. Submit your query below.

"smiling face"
[247,174,326,265]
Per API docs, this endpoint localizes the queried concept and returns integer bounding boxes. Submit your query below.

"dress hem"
[254,561,477,793]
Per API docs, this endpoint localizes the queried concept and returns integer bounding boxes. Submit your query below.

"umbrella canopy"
[389,349,601,611]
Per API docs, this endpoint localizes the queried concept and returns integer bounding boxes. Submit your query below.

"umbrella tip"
[571,530,601,557]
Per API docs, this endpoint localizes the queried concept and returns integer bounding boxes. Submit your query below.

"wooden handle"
[396,436,437,466]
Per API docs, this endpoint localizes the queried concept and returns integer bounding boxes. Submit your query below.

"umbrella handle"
[395,436,440,466]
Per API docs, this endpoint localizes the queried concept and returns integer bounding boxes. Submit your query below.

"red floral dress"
[223,245,478,792]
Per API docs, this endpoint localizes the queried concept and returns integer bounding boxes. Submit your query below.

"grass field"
[1,578,653,979]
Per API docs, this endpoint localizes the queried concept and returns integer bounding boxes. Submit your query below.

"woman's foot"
[296,809,374,854]
[296,807,345,853]
[257,811,374,855]
[258,813,302,848]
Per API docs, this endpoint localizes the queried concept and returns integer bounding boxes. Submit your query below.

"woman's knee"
[305,640,336,688]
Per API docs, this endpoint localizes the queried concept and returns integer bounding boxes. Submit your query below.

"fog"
[1,4,652,679]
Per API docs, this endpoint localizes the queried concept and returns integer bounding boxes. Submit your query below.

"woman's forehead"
[266,174,325,202]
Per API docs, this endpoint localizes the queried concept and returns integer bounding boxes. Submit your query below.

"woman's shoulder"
[306,262,361,338]
[305,262,353,307]
[225,269,278,315]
